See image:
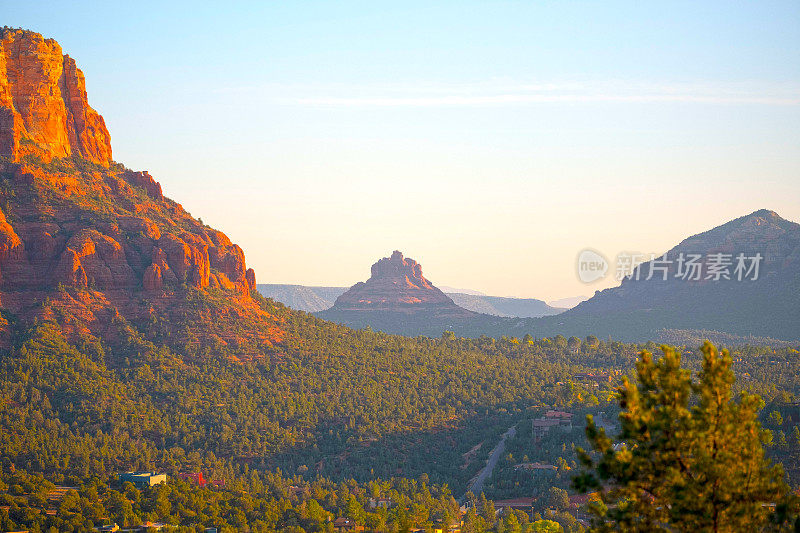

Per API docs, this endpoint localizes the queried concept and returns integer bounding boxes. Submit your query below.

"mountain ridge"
[312,210,799,342]
[527,208,800,341]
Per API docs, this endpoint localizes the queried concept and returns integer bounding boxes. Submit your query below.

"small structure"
[493,497,536,510]
[333,517,361,532]
[288,485,305,496]
[544,410,574,428]
[573,372,613,387]
[513,462,557,472]
[532,410,573,440]
[125,522,169,531]
[532,418,561,439]
[178,472,206,487]
[119,472,167,488]
[368,496,392,509]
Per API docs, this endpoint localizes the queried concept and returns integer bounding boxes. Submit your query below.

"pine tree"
[479,492,496,525]
[574,341,798,532]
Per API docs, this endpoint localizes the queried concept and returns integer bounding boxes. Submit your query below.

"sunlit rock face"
[332,250,461,312]
[0,28,112,166]
[317,251,482,336]
[0,30,279,353]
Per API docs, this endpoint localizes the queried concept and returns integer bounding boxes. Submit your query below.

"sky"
[4,1,800,301]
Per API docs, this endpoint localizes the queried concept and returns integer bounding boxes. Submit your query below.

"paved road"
[463,424,517,499]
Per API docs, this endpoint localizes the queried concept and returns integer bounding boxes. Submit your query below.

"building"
[493,497,536,510]
[119,522,169,532]
[368,496,392,509]
[532,410,574,440]
[532,418,561,439]
[333,517,365,532]
[119,472,167,488]
[513,462,557,472]
[544,410,573,429]
[178,472,206,487]
[573,372,613,387]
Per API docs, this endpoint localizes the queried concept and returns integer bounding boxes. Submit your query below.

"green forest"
[1,291,799,531]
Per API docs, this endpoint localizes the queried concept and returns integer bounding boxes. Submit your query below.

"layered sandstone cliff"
[0,28,112,166]
[0,30,277,352]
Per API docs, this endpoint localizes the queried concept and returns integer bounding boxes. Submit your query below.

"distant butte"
[331,250,468,313]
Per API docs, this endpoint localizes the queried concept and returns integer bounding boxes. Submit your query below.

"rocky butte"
[317,251,484,335]
[332,250,464,313]
[0,29,281,352]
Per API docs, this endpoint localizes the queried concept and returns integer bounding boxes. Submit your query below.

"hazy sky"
[5,1,800,300]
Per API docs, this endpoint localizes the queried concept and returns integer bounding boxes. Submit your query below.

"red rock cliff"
[0,29,112,166]
[0,29,278,353]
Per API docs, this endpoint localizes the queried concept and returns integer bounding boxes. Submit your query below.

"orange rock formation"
[0,28,112,166]
[0,29,278,353]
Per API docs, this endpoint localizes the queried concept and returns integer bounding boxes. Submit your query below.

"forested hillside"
[2,292,799,530]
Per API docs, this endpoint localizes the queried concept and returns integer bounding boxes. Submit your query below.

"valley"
[0,20,797,533]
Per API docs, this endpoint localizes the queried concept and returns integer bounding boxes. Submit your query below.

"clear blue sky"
[4,1,800,299]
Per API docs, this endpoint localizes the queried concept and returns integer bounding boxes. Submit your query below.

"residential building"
[368,497,392,509]
[119,472,167,488]
[532,418,561,439]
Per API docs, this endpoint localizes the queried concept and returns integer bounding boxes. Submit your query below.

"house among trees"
[333,517,363,532]
[533,411,573,440]
[544,410,573,425]
[533,418,561,439]
[178,472,206,487]
[368,496,392,509]
[493,497,536,510]
[118,472,167,488]
[573,371,613,387]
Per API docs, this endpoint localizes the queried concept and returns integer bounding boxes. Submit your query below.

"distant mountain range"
[264,210,800,343]
[447,293,565,317]
[257,280,565,318]
[526,209,800,342]
[548,295,589,309]
[257,284,346,313]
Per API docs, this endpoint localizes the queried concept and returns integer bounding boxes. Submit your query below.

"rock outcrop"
[0,161,258,297]
[0,28,112,166]
[333,251,458,311]
[317,251,484,336]
[0,29,276,352]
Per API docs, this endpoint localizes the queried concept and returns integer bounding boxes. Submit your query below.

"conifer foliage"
[574,342,798,532]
